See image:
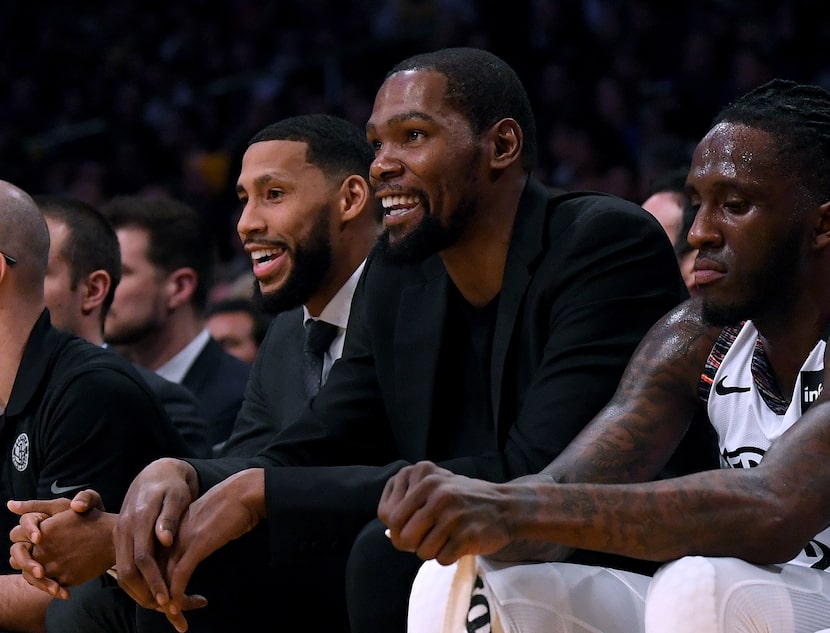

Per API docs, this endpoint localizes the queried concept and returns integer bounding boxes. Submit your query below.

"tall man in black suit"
[100,195,251,452]
[218,113,382,457]
[9,48,717,633]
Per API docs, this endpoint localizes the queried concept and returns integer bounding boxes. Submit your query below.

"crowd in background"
[2,0,829,289]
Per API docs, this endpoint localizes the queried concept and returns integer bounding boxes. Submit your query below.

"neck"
[439,173,526,307]
[305,249,367,318]
[115,312,204,371]
[78,317,105,347]
[0,304,42,406]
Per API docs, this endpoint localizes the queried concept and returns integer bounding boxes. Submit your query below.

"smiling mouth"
[382,194,420,216]
[251,246,285,266]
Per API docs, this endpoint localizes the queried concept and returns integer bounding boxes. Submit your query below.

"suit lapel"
[490,178,551,427]
[181,337,218,393]
[395,257,448,457]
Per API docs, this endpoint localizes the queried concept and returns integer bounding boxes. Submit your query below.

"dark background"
[2,0,829,269]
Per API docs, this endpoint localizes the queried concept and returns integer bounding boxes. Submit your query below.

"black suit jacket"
[181,337,251,450]
[216,308,306,458]
[134,365,212,458]
[190,178,713,561]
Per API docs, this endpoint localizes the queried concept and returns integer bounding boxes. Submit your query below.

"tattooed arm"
[379,300,721,563]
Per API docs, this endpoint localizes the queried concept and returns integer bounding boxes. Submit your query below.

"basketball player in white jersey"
[379,78,830,633]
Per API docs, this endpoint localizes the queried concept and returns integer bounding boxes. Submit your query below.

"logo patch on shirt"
[715,376,751,395]
[50,481,90,495]
[12,433,29,471]
[801,370,823,413]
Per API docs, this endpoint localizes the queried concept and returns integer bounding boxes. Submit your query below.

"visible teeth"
[251,248,281,264]
[381,195,419,209]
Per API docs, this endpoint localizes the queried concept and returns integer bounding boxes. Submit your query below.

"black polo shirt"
[0,309,191,574]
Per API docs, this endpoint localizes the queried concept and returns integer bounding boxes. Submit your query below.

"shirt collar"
[156,328,211,384]
[302,259,365,329]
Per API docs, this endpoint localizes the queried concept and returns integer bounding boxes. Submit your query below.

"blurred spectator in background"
[101,195,250,451]
[642,167,698,296]
[205,297,270,364]
[2,0,829,259]
[35,193,212,457]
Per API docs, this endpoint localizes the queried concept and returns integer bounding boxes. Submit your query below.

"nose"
[686,203,721,250]
[369,148,404,186]
[236,199,264,242]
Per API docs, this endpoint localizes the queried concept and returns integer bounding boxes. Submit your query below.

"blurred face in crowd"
[206,309,259,364]
[104,226,170,345]
[642,190,698,296]
[366,69,482,263]
[235,139,335,315]
[642,191,685,246]
[43,217,85,334]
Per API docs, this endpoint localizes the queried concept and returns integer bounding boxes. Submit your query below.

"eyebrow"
[236,173,281,194]
[366,111,436,133]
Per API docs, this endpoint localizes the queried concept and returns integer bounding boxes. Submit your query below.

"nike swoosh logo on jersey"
[50,481,90,495]
[715,376,751,395]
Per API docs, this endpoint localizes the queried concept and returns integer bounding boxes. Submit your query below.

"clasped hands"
[7,458,267,633]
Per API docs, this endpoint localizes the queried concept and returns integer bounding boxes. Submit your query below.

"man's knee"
[346,518,423,633]
[46,575,135,633]
[646,557,719,633]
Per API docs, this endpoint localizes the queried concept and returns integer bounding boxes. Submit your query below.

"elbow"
[733,485,819,564]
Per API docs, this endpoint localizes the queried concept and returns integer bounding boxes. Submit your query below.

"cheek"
[113,277,153,307]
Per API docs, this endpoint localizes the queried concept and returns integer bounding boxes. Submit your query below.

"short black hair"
[712,78,830,203]
[34,194,121,321]
[205,297,271,345]
[248,113,378,220]
[102,195,214,312]
[387,47,538,171]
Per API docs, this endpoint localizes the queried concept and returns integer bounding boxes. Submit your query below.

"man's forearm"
[0,574,51,632]
[507,469,802,564]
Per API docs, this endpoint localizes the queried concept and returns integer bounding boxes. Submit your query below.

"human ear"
[490,118,523,169]
[166,267,198,309]
[81,270,112,314]
[338,175,371,224]
[813,199,830,250]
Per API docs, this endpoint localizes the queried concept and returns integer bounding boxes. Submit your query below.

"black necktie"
[303,319,338,397]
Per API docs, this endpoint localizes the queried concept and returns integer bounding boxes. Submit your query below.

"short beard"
[253,215,332,316]
[376,199,475,265]
[104,317,163,347]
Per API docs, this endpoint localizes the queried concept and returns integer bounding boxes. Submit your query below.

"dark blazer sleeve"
[134,365,212,458]
[217,308,307,458]
[182,337,251,449]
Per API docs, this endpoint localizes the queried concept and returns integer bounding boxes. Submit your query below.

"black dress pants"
[45,519,424,633]
[345,518,424,632]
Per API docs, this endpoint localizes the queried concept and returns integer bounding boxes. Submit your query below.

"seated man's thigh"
[135,524,350,633]
[46,574,134,633]
[410,557,651,633]
[646,556,830,633]
[346,517,424,633]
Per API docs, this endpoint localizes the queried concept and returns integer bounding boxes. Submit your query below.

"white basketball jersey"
[703,320,830,570]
